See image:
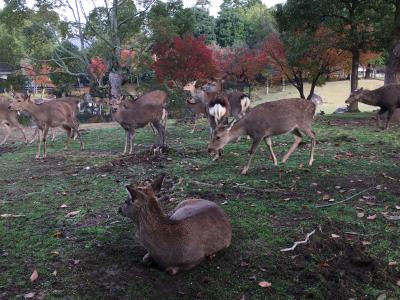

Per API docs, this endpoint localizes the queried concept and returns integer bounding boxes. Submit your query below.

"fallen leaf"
[50,250,59,256]
[388,261,398,266]
[381,213,400,221]
[30,269,38,282]
[319,262,330,268]
[366,214,376,220]
[24,292,36,299]
[258,281,272,288]
[331,234,340,238]
[397,279,400,287]
[52,270,57,276]
[240,261,249,267]
[396,205,400,210]
[357,212,365,218]
[73,259,80,265]
[377,294,387,300]
[53,231,64,238]
[322,194,330,201]
[66,210,81,217]
[60,204,68,208]
[361,241,371,246]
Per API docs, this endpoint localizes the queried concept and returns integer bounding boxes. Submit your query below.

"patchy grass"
[252,79,384,114]
[1,114,399,300]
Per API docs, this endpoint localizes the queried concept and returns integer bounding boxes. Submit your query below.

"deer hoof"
[142,253,153,266]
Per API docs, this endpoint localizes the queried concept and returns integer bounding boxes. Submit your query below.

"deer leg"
[384,108,394,130]
[282,129,302,164]
[152,120,165,147]
[123,130,129,155]
[63,126,72,150]
[15,124,27,143]
[42,126,50,159]
[377,108,388,129]
[0,123,11,146]
[71,119,84,150]
[191,115,198,133]
[241,137,262,175]
[129,130,136,155]
[303,129,316,166]
[51,128,56,142]
[264,137,278,166]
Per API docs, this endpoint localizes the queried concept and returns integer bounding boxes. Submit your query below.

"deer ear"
[150,174,165,193]
[125,185,146,202]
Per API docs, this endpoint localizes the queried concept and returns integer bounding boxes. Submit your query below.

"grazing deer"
[110,90,167,155]
[345,85,400,129]
[183,81,230,135]
[8,93,84,159]
[118,174,232,275]
[201,80,251,120]
[208,98,316,174]
[185,98,206,133]
[0,97,27,145]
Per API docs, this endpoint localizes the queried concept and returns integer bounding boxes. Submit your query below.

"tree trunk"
[385,0,400,85]
[109,72,123,100]
[348,48,360,112]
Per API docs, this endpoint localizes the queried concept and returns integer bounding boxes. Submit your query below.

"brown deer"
[110,90,167,155]
[345,84,400,129]
[8,93,84,159]
[29,97,80,143]
[201,80,251,119]
[0,97,27,145]
[118,174,232,275]
[183,81,230,135]
[185,98,206,133]
[208,98,316,174]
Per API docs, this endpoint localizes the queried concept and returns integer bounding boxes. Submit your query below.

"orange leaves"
[30,269,38,282]
[89,57,107,84]
[258,281,272,288]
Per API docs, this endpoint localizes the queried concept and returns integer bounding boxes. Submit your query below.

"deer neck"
[227,122,247,142]
[360,91,378,106]
[135,197,170,235]
[21,102,43,118]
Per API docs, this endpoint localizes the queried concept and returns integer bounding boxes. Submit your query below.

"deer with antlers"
[8,93,84,159]
[208,98,316,174]
[0,97,27,145]
[110,90,168,155]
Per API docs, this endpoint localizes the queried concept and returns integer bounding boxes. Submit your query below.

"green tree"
[215,7,246,47]
[276,0,394,111]
[191,7,216,43]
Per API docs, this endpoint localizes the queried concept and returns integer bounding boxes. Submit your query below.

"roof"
[0,63,16,74]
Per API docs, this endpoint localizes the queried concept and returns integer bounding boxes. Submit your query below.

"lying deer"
[110,90,167,155]
[118,174,232,275]
[345,85,400,130]
[185,98,206,133]
[0,97,27,145]
[208,98,316,174]
[9,93,84,159]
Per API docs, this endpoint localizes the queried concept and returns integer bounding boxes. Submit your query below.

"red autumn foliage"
[25,64,53,86]
[212,45,269,85]
[120,49,135,68]
[89,57,107,85]
[152,35,218,84]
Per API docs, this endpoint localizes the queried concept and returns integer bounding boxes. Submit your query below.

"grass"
[0,112,399,300]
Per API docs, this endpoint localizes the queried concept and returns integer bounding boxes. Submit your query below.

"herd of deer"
[2,82,399,274]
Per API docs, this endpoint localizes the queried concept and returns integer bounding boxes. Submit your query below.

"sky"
[0,0,286,19]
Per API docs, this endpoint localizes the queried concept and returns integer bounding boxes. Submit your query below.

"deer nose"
[8,106,11,109]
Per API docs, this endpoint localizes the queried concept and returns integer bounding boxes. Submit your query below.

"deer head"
[8,92,32,111]
[345,88,365,105]
[183,81,197,93]
[118,174,165,220]
[207,121,235,155]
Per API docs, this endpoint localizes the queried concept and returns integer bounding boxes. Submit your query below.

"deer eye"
[216,136,220,140]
